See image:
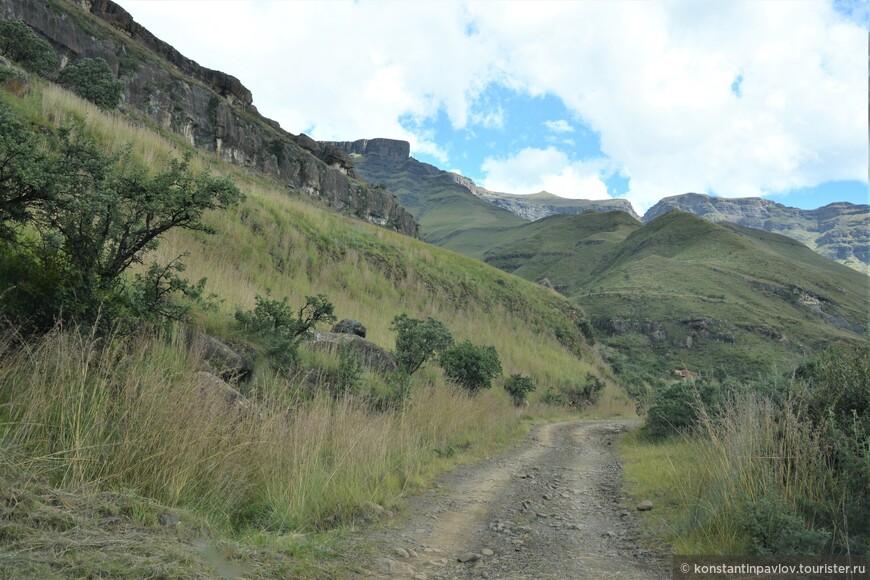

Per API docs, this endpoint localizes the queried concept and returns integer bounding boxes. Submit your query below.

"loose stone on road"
[360,420,669,579]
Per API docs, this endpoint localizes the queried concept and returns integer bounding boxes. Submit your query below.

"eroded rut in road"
[359,420,669,579]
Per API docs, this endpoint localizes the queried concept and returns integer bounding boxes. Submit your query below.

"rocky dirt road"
[360,420,669,579]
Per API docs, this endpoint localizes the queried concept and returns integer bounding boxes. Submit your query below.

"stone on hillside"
[332,318,367,338]
[636,500,653,511]
[458,553,480,563]
[196,372,250,409]
[188,331,254,382]
[307,331,397,374]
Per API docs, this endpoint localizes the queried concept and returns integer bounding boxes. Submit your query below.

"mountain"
[644,193,869,274]
[325,138,526,257]
[1,0,419,236]
[482,210,868,379]
[325,138,643,256]
[468,187,641,222]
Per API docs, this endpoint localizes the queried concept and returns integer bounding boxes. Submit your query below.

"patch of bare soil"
[357,420,669,579]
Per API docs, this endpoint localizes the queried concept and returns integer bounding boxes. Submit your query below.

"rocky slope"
[467,186,642,222]
[1,0,418,236]
[644,193,868,273]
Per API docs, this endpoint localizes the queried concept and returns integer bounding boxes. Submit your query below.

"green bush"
[59,57,122,109]
[391,314,453,374]
[334,340,363,397]
[738,492,830,555]
[439,340,502,393]
[504,374,536,406]
[0,20,56,74]
[0,108,242,331]
[644,380,703,439]
[235,294,335,375]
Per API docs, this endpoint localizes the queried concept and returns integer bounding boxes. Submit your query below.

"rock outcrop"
[307,331,398,374]
[331,319,367,338]
[644,193,868,273]
[460,181,642,222]
[0,0,419,237]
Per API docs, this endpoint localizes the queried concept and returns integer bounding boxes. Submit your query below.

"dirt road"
[360,420,669,579]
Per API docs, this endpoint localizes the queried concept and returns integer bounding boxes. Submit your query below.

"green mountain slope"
[644,193,869,273]
[483,211,643,294]
[484,211,868,380]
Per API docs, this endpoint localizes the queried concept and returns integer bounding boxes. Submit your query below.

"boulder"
[331,318,367,338]
[307,331,397,374]
[195,371,250,409]
[187,331,254,382]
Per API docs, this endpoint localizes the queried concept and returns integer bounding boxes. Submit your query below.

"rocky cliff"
[328,138,641,223]
[467,187,641,222]
[644,193,868,273]
[0,0,418,237]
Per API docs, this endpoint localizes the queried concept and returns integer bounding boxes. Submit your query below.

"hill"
[482,210,868,381]
[325,138,528,256]
[325,138,642,257]
[644,192,869,274]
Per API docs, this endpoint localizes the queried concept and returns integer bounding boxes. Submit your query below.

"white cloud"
[121,1,867,212]
[468,1,867,210]
[543,119,574,133]
[481,147,611,199]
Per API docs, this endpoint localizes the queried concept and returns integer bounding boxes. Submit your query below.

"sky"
[120,0,869,215]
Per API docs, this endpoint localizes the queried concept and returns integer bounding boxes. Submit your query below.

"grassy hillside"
[0,79,631,577]
[480,210,868,381]
[644,193,869,274]
[346,152,527,257]
[483,211,643,293]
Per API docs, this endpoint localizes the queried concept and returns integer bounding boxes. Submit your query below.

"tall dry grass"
[0,326,519,532]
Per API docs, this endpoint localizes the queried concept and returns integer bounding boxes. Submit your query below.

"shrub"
[644,380,702,439]
[59,57,122,109]
[504,374,535,406]
[439,340,502,393]
[0,111,243,331]
[334,340,363,397]
[738,492,830,555]
[391,314,453,374]
[0,20,55,74]
[235,294,335,375]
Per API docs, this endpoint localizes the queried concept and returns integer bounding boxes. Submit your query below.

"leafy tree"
[236,294,335,374]
[0,105,54,240]
[439,340,502,393]
[390,314,453,375]
[0,20,56,74]
[59,57,122,109]
[0,109,243,330]
[504,373,536,406]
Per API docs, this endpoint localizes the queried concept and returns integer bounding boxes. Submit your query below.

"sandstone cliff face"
[0,0,418,237]
[644,193,868,272]
[474,191,640,222]
[449,174,641,221]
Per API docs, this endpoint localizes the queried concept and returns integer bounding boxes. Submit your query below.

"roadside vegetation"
[620,344,869,556]
[0,60,632,576]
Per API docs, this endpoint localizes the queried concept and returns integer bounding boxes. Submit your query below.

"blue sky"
[122,0,868,214]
